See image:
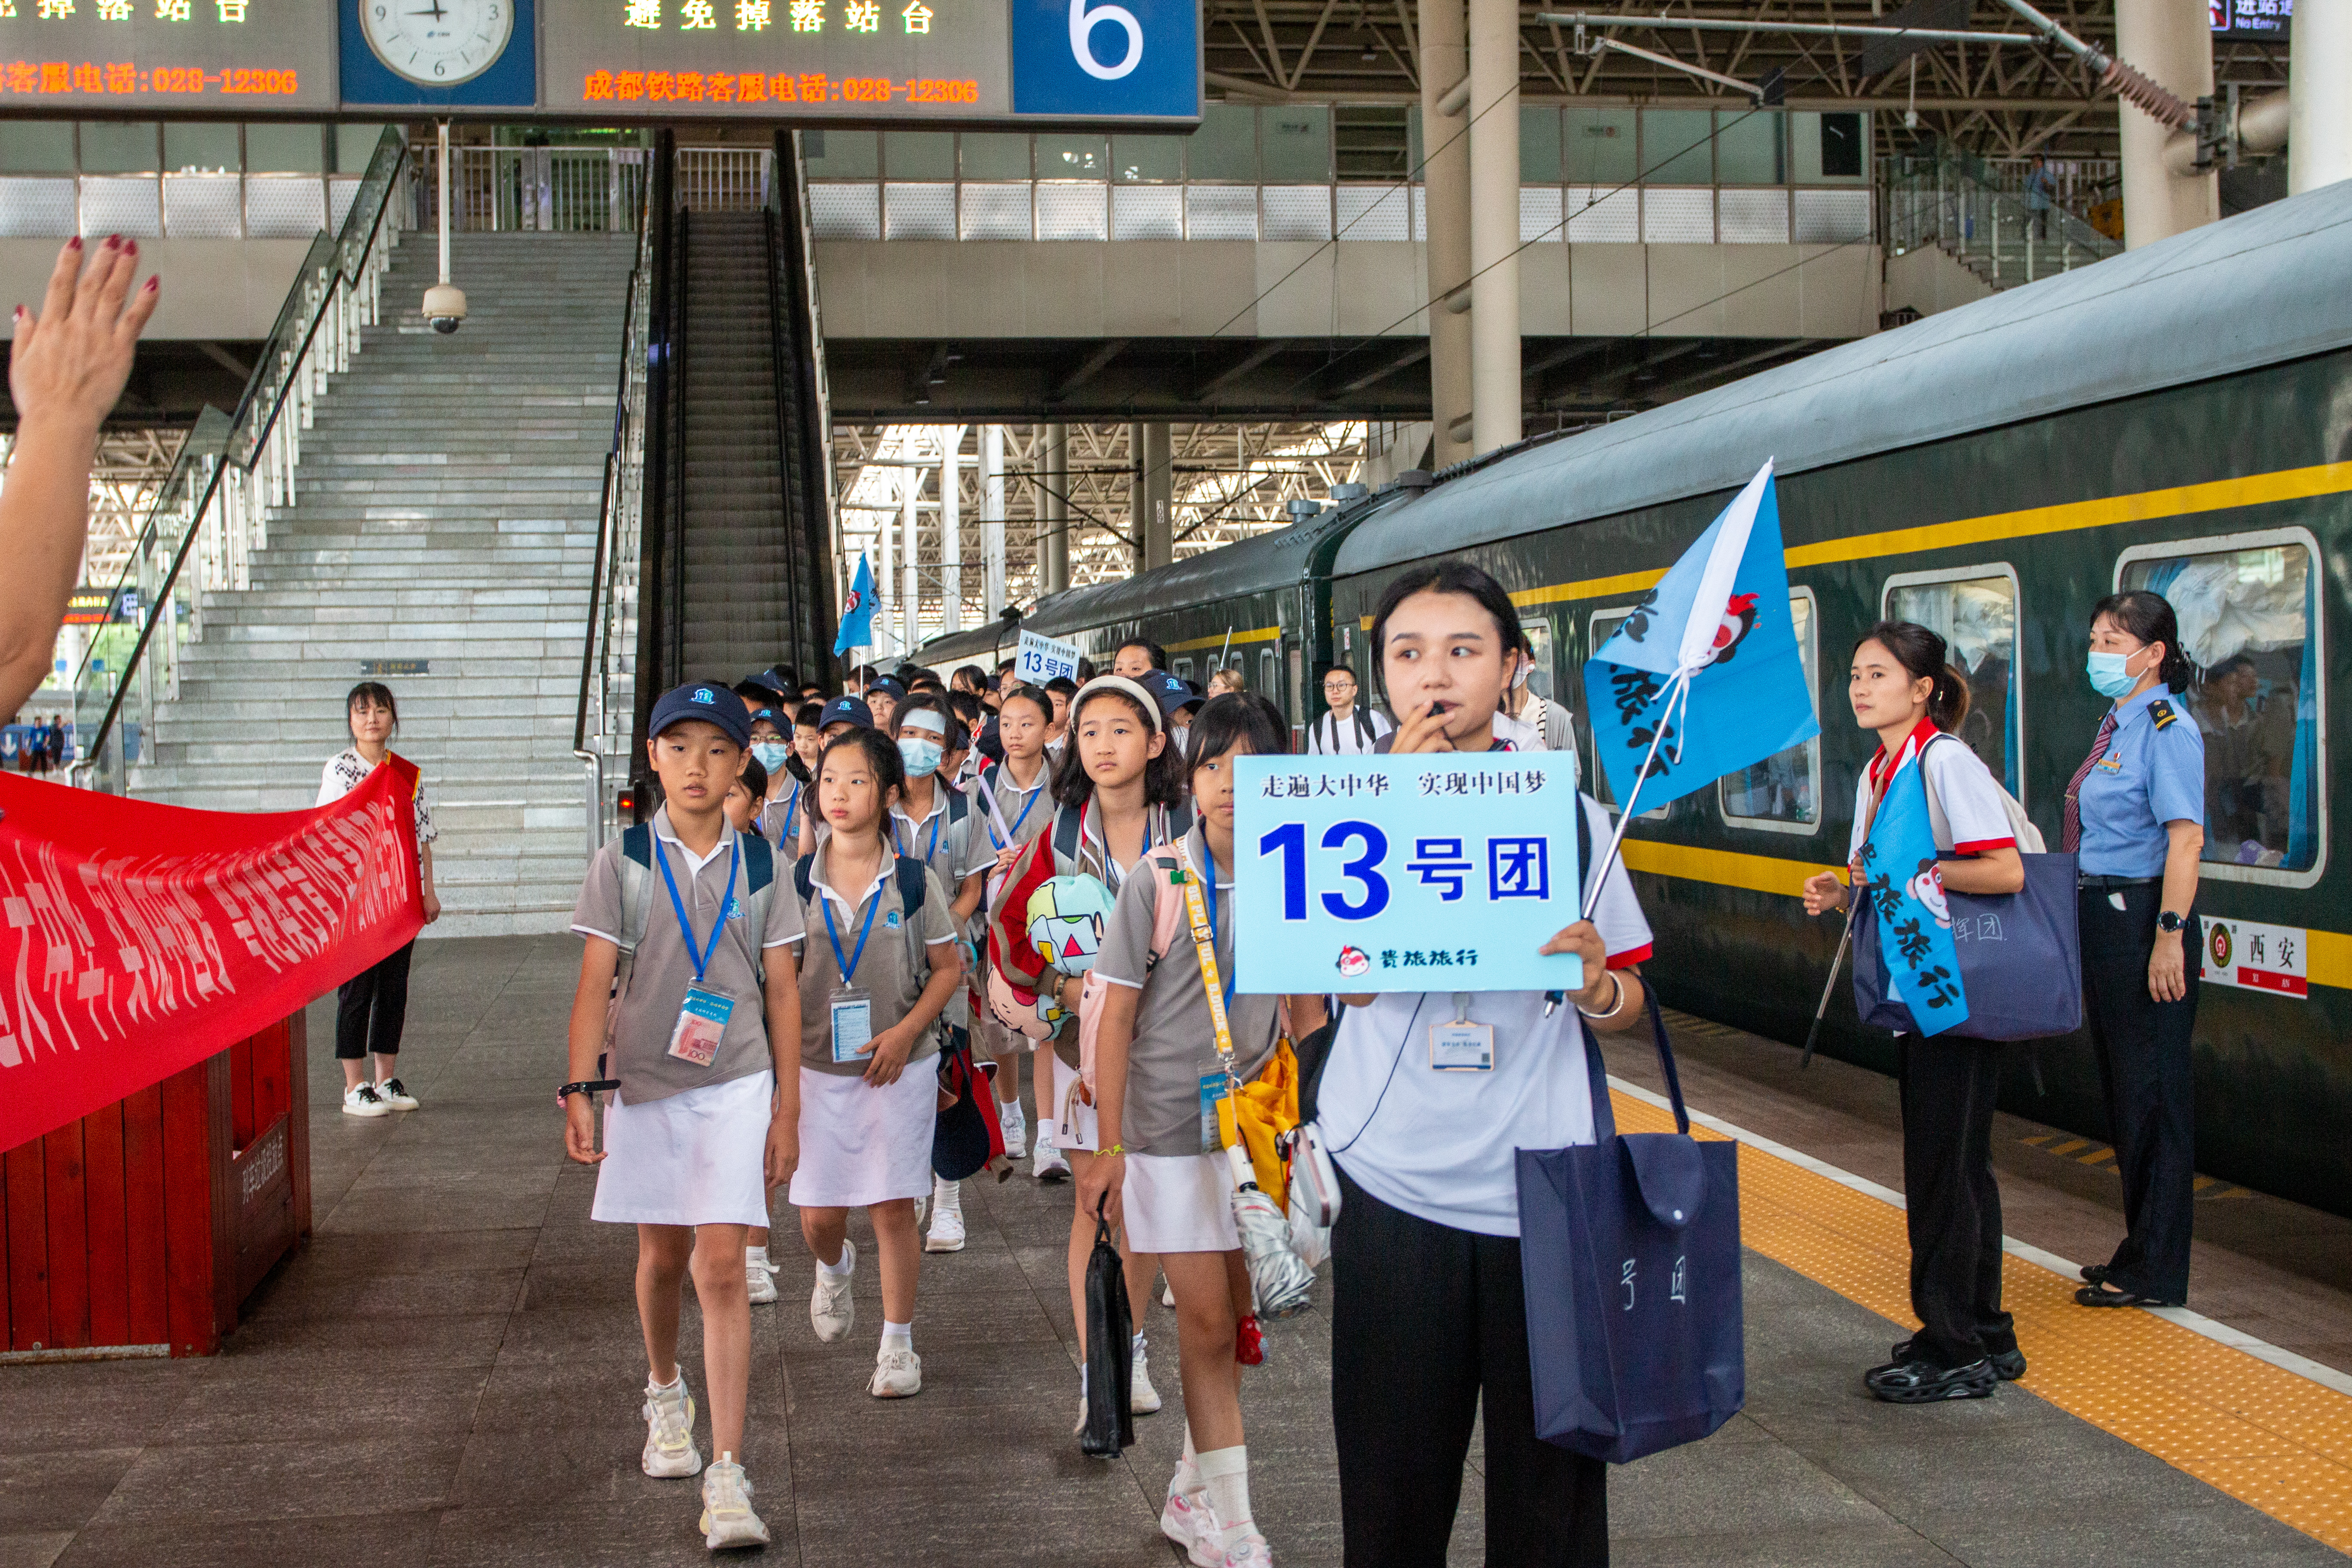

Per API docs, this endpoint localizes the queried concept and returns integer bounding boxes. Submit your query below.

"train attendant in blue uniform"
[1803,622,2026,1405]
[1321,560,1654,1568]
[2067,590,2205,1310]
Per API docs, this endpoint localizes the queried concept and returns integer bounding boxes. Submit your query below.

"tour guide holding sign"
[1284,562,1656,1567]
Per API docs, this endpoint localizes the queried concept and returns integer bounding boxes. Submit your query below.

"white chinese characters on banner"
[2200,917,2308,999]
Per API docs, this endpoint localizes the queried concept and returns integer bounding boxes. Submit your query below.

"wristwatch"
[2156,910,2186,934]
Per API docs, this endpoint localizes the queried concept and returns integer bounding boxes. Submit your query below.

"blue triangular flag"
[1580,461,1819,812]
[834,554,876,657]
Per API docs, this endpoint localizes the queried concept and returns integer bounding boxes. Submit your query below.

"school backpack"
[611,823,779,1000]
[1917,733,2047,852]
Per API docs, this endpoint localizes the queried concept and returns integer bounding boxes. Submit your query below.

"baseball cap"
[867,675,907,702]
[650,682,753,748]
[818,694,874,731]
[1145,671,1202,725]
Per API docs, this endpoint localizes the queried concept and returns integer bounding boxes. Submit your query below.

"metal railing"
[406,145,649,233]
[67,127,411,793]
[1879,144,2119,288]
[677,147,774,212]
[573,148,659,854]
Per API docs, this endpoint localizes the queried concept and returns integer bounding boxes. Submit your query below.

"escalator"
[634,130,837,741]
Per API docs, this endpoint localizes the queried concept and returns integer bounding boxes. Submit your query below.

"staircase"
[678,210,794,681]
[1880,145,2119,292]
[130,231,638,937]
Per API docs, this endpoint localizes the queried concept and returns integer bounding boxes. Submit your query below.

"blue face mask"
[2086,648,2142,700]
[750,741,790,775]
[898,736,943,778]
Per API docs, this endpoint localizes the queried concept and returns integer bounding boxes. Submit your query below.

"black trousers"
[1330,1167,1607,1568]
[335,940,415,1062]
[1897,1038,2016,1369]
[2079,886,2199,1303]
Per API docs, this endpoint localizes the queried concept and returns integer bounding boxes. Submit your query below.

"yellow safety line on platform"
[1611,1089,2352,1553]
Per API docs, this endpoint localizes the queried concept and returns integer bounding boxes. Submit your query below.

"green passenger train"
[920,181,2352,1218]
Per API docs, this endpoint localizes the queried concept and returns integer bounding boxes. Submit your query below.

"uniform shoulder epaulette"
[2149,698,2177,729]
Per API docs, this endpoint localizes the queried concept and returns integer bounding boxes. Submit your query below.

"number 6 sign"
[1069,0,1143,79]
[1232,753,1585,995]
[1011,0,1198,118]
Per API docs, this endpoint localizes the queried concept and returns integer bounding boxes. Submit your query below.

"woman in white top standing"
[317,681,441,1117]
[1317,562,1654,1566]
[1803,620,2026,1405]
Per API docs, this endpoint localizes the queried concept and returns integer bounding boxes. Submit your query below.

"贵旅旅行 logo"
[1336,945,1371,979]
[1011,0,1200,119]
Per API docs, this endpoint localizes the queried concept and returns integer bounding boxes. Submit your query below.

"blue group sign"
[1232,754,1584,995]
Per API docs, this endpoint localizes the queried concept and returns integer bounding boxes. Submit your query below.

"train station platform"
[6,935,2349,1568]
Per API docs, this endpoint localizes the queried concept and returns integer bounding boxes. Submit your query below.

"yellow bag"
[1172,842,1301,1208]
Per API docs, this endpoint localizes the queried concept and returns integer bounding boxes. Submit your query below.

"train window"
[1174,656,1196,684]
[1719,589,1822,834]
[1519,616,1556,701]
[1586,607,1668,823]
[1883,566,2024,801]
[1261,647,1280,714]
[2118,531,2324,883]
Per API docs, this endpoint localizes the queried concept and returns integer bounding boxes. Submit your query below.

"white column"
[982,423,1007,618]
[940,425,965,634]
[900,467,922,657]
[2115,0,2217,248]
[2289,0,2352,196]
[1466,0,1520,454]
[1421,0,1473,469]
[875,507,897,659]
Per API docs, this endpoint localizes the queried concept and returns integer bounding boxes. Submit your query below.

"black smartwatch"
[2156,910,2186,934]
[557,1078,619,1109]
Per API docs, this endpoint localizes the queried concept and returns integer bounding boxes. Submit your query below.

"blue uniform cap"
[867,676,908,701]
[820,695,874,731]
[1148,671,1203,723]
[650,682,752,748]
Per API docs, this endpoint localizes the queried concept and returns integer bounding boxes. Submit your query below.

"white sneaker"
[1162,1464,1214,1565]
[925,1204,966,1253]
[698,1457,770,1550]
[374,1077,419,1111]
[1034,1143,1071,1182]
[999,1099,1029,1160]
[1222,1527,1274,1568]
[1130,1336,1163,1415]
[341,1083,391,1118]
[1181,1494,1228,1568]
[745,1253,778,1305]
[810,1240,855,1343]
[869,1344,922,1398]
[640,1375,702,1478]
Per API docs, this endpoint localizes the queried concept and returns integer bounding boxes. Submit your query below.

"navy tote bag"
[1850,851,2082,1040]
[1516,990,1744,1464]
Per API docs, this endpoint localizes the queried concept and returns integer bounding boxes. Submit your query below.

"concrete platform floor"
[3,935,2345,1567]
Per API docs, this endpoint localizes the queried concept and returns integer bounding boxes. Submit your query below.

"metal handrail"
[68,126,410,792]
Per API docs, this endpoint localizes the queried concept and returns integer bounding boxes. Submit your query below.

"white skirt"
[593,1071,775,1228]
[1124,1151,1240,1255]
[788,1063,939,1210]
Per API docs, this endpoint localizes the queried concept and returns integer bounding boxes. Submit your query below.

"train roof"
[1335,178,2352,575]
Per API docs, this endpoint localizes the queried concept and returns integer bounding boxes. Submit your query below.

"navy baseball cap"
[819,695,874,731]
[1146,671,1202,724]
[650,682,753,747]
[867,675,907,701]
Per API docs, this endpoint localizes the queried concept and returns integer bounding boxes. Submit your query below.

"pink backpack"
[1065,847,1189,1119]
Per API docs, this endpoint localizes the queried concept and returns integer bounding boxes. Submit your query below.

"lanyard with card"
[1174,839,1243,1151]
[1430,992,1494,1072]
[822,887,883,1064]
[656,836,741,1069]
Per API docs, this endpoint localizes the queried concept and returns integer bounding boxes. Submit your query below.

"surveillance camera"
[422,282,467,336]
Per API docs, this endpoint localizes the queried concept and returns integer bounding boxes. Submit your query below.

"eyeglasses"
[1321,680,1354,691]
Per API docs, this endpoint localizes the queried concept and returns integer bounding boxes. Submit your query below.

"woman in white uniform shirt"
[1318,562,1654,1568]
[1803,621,2026,1405]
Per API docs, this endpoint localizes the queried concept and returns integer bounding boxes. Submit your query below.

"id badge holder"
[1198,1072,1232,1153]
[829,988,874,1064]
[1429,993,1494,1072]
[667,982,735,1068]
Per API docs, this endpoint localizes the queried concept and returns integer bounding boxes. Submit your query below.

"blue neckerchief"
[821,874,885,989]
[655,833,739,984]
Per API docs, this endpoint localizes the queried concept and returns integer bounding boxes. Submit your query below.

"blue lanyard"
[992,775,1042,848]
[895,803,943,864]
[655,834,739,985]
[1200,839,1237,1012]
[779,781,800,843]
[821,880,885,989]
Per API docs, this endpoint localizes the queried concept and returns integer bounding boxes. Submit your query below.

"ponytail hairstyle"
[1050,682,1185,810]
[2089,590,2195,693]
[818,726,906,827]
[1853,620,1971,732]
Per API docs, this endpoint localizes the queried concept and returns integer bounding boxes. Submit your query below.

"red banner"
[0,768,422,1154]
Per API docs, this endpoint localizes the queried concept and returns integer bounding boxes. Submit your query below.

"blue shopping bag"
[1516,990,1744,1464]
[1850,851,2081,1041]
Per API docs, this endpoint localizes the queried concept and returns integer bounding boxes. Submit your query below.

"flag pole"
[1546,669,1685,1017]
[1217,625,1233,672]
[1800,904,1856,1069]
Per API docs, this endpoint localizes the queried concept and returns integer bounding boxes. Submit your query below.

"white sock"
[1001,1097,1026,1128]
[817,1241,854,1279]
[1198,1445,1252,1540]
[649,1368,684,1394]
[745,1244,768,1266]
[932,1176,961,1214]
[881,1319,913,1352]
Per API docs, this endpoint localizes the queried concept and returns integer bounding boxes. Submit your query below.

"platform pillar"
[875,467,897,658]
[899,465,922,656]
[1467,0,1521,455]
[981,423,1007,619]
[940,425,964,635]
[2289,0,2352,196]
[1421,0,1473,469]
[2116,0,2216,248]
[1136,422,1173,573]
[1039,424,1069,597]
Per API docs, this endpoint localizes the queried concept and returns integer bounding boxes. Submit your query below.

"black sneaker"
[1988,1348,2027,1381]
[1865,1358,1998,1404]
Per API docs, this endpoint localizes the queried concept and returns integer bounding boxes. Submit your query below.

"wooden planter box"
[0,1014,312,1359]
